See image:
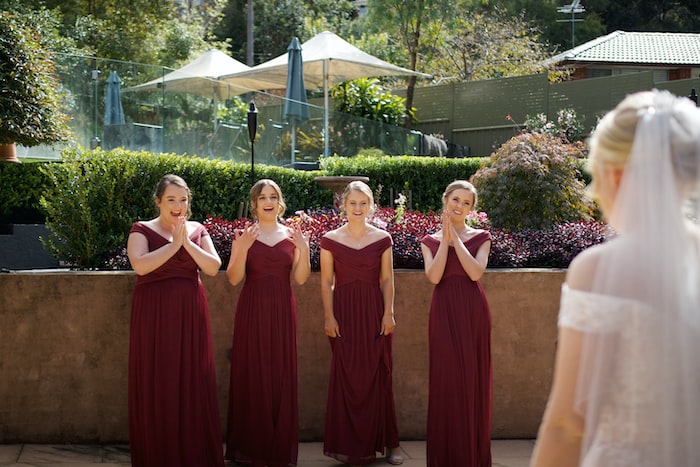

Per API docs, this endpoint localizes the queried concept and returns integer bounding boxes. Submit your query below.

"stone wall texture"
[0,269,564,443]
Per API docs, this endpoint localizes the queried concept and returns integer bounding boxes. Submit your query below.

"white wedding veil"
[570,90,700,466]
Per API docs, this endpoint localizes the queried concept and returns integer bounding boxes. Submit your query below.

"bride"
[530,90,700,466]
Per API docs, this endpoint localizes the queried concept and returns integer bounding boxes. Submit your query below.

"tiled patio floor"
[0,440,534,466]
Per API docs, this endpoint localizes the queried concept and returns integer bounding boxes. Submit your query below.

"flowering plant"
[199,208,610,271]
[104,207,610,270]
[524,107,586,143]
[394,192,407,224]
[105,208,611,270]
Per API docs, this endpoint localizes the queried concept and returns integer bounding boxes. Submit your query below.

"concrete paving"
[0,440,534,466]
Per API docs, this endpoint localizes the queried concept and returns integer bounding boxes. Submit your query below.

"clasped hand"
[171,216,190,248]
[441,210,457,245]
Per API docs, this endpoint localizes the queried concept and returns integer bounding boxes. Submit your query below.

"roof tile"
[547,31,700,66]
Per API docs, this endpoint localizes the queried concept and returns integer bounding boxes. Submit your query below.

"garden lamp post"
[247,101,258,185]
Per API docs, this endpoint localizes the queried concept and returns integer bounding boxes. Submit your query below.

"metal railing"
[19,53,423,163]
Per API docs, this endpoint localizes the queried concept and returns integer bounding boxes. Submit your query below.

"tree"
[585,0,700,33]
[366,0,453,129]
[471,132,593,230]
[0,11,70,159]
[214,0,247,62]
[431,8,551,81]
[493,0,700,52]
[332,77,412,125]
[0,0,79,55]
[253,0,307,62]
[4,0,228,67]
[215,0,359,65]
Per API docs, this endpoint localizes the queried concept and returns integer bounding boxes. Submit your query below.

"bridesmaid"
[420,180,492,467]
[127,174,224,467]
[320,180,403,466]
[225,179,310,467]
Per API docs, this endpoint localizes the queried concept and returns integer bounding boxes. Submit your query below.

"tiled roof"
[545,31,700,66]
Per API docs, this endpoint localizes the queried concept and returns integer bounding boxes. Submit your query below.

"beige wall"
[0,269,564,443]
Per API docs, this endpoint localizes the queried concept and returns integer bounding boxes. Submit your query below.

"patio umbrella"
[284,37,310,164]
[219,31,432,156]
[104,71,125,125]
[123,49,256,100]
[123,49,282,144]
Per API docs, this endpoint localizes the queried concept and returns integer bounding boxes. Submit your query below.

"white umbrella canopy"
[219,31,432,155]
[124,49,277,99]
[220,31,430,88]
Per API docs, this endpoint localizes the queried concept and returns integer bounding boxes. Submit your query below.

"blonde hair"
[443,180,478,210]
[341,181,375,215]
[249,179,286,219]
[154,174,192,219]
[588,90,700,197]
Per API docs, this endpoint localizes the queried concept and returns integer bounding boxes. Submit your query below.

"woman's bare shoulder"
[367,224,391,239]
[566,240,618,291]
[323,227,343,240]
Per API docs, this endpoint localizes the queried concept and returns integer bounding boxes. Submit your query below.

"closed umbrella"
[104,71,125,125]
[284,37,310,164]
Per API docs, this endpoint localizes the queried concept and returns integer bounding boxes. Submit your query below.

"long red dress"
[422,232,493,467]
[128,222,224,467]
[226,240,298,467]
[321,236,400,466]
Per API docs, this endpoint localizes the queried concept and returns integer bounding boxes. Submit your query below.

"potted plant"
[0,11,70,163]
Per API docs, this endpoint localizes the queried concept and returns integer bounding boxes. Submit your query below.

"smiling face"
[156,184,190,226]
[249,179,286,221]
[253,184,281,221]
[443,188,475,221]
[343,189,372,221]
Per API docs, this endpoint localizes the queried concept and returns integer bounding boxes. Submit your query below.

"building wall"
[0,269,564,443]
[400,72,700,156]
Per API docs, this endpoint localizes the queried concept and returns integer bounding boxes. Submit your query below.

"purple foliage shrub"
[203,209,611,271]
[106,209,612,270]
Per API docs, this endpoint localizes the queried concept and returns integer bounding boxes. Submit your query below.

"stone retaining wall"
[0,269,564,443]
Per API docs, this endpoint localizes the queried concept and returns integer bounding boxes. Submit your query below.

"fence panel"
[410,71,700,156]
[21,53,700,161]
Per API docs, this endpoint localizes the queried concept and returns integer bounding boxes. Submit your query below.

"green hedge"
[320,154,483,212]
[2,151,487,224]
[4,147,590,268]
[37,148,332,268]
[0,160,51,223]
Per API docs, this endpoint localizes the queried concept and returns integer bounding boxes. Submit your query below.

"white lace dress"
[559,285,700,467]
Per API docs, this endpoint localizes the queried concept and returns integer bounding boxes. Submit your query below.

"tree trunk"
[0,143,19,163]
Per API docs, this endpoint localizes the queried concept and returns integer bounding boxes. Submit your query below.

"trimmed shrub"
[320,154,483,212]
[0,12,70,146]
[28,146,598,269]
[39,148,330,268]
[0,160,50,223]
[471,132,595,231]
